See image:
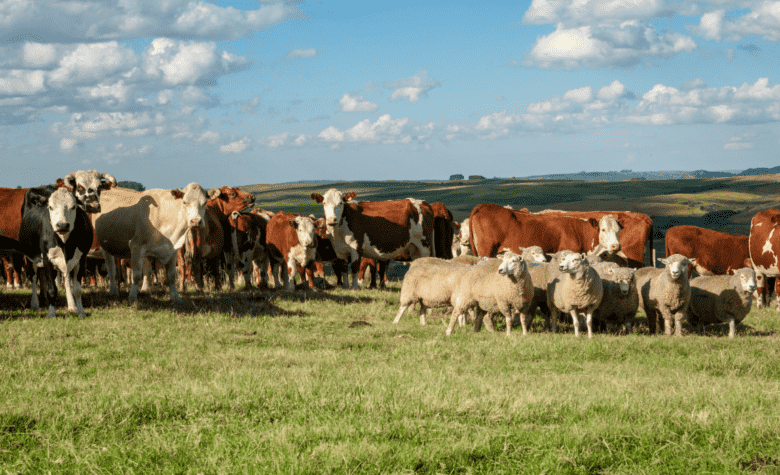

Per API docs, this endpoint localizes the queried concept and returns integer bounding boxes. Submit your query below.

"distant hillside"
[523,169,739,182]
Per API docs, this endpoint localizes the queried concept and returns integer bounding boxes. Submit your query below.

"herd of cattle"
[1,170,779,338]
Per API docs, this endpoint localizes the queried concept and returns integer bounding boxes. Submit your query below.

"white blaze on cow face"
[736,267,758,292]
[292,216,316,249]
[64,170,116,213]
[181,183,209,229]
[498,252,525,277]
[48,188,78,242]
[321,188,348,228]
[598,214,621,254]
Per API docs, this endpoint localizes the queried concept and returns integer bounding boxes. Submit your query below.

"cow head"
[62,170,117,213]
[290,216,317,249]
[597,214,621,254]
[173,183,212,229]
[497,251,526,277]
[658,254,695,280]
[48,188,79,242]
[733,267,757,293]
[209,186,256,214]
[311,189,356,228]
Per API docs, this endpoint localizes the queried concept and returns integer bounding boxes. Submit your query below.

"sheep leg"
[550,309,559,334]
[446,307,466,336]
[673,311,685,337]
[473,308,484,332]
[482,311,496,332]
[458,312,466,327]
[419,304,429,325]
[519,311,531,336]
[728,317,736,338]
[647,308,658,335]
[393,305,408,324]
[569,310,581,337]
[585,312,593,339]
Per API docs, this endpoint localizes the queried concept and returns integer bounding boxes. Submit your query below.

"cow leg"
[164,255,182,303]
[223,252,236,290]
[378,260,389,290]
[104,253,120,296]
[755,271,766,309]
[348,258,360,290]
[29,262,40,311]
[128,248,146,303]
[285,255,298,291]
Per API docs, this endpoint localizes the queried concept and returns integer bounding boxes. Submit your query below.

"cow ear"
[311,193,324,203]
[290,219,298,229]
[170,189,184,199]
[231,211,240,221]
[344,191,357,201]
[588,218,599,227]
[520,208,528,213]
[208,188,222,200]
[30,193,48,208]
[772,215,780,224]
[55,178,67,188]
[728,268,735,275]
[452,222,460,230]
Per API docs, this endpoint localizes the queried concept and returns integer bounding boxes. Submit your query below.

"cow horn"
[63,172,77,191]
[100,172,117,187]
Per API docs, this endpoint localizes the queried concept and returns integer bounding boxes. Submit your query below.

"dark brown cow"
[430,202,455,259]
[749,209,780,311]
[228,210,268,289]
[528,209,653,268]
[311,189,434,289]
[665,225,752,276]
[206,186,257,288]
[469,204,620,260]
[177,207,225,292]
[265,211,317,291]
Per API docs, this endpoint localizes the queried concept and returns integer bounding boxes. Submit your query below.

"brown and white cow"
[265,211,317,291]
[177,206,224,292]
[665,225,752,277]
[228,209,270,289]
[93,183,219,302]
[469,204,624,262]
[749,209,780,311]
[533,210,652,268]
[205,186,257,288]
[452,218,472,257]
[311,189,434,289]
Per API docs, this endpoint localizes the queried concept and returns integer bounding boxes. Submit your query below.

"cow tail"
[648,223,654,267]
[470,217,479,256]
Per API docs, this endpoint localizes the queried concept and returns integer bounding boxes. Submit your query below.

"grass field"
[2,282,780,474]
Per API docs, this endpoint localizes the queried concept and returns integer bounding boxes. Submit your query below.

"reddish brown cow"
[311,189,434,289]
[265,211,317,291]
[177,207,225,292]
[299,217,347,290]
[528,209,653,268]
[469,204,623,260]
[749,209,780,311]
[665,225,752,277]
[205,186,256,288]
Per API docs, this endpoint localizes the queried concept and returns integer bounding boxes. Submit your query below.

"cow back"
[750,209,780,276]
[0,187,28,242]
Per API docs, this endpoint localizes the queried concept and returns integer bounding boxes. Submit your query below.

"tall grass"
[1,283,779,474]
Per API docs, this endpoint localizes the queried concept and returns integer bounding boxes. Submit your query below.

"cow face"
[291,216,317,249]
[178,183,210,229]
[612,267,635,296]
[498,252,526,277]
[314,188,356,229]
[598,214,621,254]
[63,170,116,213]
[734,267,757,293]
[210,186,256,213]
[48,188,79,242]
[658,254,694,280]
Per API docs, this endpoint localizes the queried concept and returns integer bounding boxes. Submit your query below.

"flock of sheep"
[395,246,758,338]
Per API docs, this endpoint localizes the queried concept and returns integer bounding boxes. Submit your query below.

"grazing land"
[2,174,780,473]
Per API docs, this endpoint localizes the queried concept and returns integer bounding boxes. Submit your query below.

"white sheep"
[524,261,554,331]
[688,267,757,338]
[447,252,534,336]
[593,266,639,334]
[547,252,603,338]
[394,262,472,325]
[518,246,548,264]
[635,254,695,337]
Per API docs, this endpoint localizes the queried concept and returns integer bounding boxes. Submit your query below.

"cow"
[469,204,626,265]
[58,170,117,213]
[205,186,257,288]
[297,217,347,290]
[228,210,269,289]
[177,207,224,292]
[1,251,25,289]
[749,209,780,311]
[665,225,752,276]
[265,211,317,291]
[533,209,653,268]
[311,189,434,289]
[452,218,472,257]
[92,183,219,302]
[16,186,93,318]
[430,202,455,259]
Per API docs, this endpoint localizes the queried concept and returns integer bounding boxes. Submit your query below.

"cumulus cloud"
[384,71,440,104]
[285,49,317,59]
[339,93,379,112]
[261,132,309,149]
[0,0,302,44]
[219,137,251,154]
[318,114,411,144]
[689,4,780,42]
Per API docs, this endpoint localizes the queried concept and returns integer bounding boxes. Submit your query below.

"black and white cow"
[17,186,93,318]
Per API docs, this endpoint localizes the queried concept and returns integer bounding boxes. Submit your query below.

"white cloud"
[195,130,220,144]
[261,132,309,149]
[496,96,506,101]
[318,114,411,144]
[724,141,754,150]
[142,38,250,86]
[285,49,317,59]
[60,138,78,152]
[384,71,440,104]
[688,2,780,42]
[339,93,379,112]
[219,137,250,154]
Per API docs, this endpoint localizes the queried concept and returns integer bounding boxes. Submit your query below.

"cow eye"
[78,186,85,192]
[230,192,237,197]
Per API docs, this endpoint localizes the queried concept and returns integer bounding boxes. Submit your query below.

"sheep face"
[734,267,757,293]
[558,252,587,274]
[612,267,635,295]
[518,246,547,263]
[658,254,695,280]
[498,252,526,277]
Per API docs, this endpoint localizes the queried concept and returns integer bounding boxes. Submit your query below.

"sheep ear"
[688,257,697,265]
[657,258,668,265]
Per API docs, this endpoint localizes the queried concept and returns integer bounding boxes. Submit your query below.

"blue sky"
[2,0,779,188]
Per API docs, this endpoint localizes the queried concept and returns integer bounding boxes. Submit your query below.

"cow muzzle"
[190,217,205,228]
[326,219,338,227]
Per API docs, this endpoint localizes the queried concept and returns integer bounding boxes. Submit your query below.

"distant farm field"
[3,175,780,473]
[1,283,780,474]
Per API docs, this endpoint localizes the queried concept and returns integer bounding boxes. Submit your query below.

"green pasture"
[1,283,779,474]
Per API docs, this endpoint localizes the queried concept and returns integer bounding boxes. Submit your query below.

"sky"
[2,0,780,189]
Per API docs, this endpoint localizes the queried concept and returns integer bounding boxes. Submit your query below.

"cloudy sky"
[2,0,779,188]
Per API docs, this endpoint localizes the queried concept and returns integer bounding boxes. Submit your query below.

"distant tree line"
[117,181,145,191]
